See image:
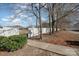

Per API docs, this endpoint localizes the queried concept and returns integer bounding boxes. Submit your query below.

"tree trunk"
[39,3,42,40]
[48,4,52,35]
[56,11,58,32]
[36,18,38,27]
[51,4,55,33]
[51,15,55,33]
[49,13,52,35]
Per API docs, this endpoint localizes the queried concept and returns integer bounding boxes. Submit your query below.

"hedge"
[0,35,27,52]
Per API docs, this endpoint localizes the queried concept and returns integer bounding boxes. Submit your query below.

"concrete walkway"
[27,40,77,56]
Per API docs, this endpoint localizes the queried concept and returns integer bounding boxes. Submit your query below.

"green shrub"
[0,35,27,52]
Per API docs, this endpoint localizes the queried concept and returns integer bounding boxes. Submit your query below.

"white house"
[28,28,60,38]
[0,26,19,36]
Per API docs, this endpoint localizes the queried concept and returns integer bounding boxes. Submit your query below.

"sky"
[0,3,48,28]
[0,3,17,26]
[0,3,78,28]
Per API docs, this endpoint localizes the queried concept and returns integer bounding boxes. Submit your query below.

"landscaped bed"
[0,35,27,52]
[46,31,79,47]
[32,31,79,47]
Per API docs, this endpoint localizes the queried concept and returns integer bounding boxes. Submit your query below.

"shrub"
[0,35,27,52]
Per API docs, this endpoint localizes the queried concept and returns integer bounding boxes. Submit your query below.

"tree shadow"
[66,40,79,46]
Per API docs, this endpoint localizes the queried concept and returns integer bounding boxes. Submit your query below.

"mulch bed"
[31,31,79,47]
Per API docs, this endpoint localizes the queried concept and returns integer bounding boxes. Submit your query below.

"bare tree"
[46,4,52,35]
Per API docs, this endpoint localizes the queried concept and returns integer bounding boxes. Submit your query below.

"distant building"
[6,25,29,35]
[0,25,28,36]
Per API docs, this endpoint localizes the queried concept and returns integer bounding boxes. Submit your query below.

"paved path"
[27,40,77,56]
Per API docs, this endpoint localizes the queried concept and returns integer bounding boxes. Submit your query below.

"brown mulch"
[33,31,79,47]
[47,31,79,46]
